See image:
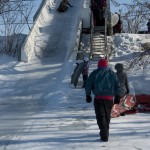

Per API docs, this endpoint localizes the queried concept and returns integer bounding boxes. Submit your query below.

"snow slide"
[21,0,84,62]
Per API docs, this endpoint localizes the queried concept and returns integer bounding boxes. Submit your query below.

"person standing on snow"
[82,57,89,88]
[85,59,122,142]
[114,63,129,102]
[114,63,129,116]
[147,19,150,33]
[114,63,129,100]
[113,13,122,34]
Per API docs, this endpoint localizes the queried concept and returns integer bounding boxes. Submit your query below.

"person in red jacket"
[114,63,129,116]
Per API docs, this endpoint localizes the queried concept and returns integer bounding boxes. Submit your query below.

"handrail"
[90,12,94,60]
[104,7,108,59]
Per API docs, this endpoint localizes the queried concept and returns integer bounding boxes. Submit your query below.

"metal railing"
[104,7,108,59]
[89,12,94,60]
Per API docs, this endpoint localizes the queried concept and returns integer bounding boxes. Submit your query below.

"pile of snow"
[0,33,150,150]
[112,33,150,57]
[110,33,150,95]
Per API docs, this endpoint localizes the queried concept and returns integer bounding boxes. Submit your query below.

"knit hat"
[115,63,123,72]
[98,59,108,68]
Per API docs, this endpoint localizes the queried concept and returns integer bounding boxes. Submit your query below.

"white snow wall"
[21,0,85,62]
[81,0,91,29]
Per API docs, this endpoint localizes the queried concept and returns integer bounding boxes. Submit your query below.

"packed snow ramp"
[21,0,84,62]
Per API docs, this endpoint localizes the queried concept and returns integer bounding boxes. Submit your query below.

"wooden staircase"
[91,26,106,60]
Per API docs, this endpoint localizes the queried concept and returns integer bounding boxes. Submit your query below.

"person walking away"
[57,0,73,12]
[82,57,89,88]
[85,59,122,142]
[147,19,150,33]
[114,63,129,116]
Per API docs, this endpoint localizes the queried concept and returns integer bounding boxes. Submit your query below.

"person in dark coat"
[82,57,89,88]
[95,0,106,9]
[147,19,150,33]
[114,63,129,102]
[57,0,73,12]
[114,63,129,116]
[85,59,122,142]
[113,13,122,34]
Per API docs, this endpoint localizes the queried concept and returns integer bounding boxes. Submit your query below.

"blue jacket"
[85,68,121,97]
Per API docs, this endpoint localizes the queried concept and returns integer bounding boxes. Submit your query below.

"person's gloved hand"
[114,96,120,104]
[126,89,129,94]
[86,95,92,103]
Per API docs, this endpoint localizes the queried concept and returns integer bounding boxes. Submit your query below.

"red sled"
[136,94,150,113]
[111,94,136,118]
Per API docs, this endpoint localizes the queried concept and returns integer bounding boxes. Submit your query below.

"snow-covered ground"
[0,0,150,149]
[109,33,150,95]
[0,33,150,150]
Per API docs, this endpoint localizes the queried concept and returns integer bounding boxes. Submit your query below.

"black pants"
[94,99,113,140]
[82,75,88,87]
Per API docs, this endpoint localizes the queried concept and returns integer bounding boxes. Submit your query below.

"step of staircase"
[92,51,105,55]
[92,48,105,52]
[91,30,106,61]
[92,36,105,39]
[91,54,105,61]
[94,26,105,33]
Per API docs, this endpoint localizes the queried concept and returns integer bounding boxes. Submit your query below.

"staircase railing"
[90,12,94,60]
[104,7,108,59]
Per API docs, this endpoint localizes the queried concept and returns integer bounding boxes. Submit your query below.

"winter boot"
[99,130,109,142]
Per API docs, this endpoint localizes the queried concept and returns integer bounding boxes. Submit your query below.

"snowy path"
[0,56,150,150]
[1,92,150,150]
[0,0,150,149]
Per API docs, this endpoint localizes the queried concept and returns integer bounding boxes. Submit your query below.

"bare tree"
[1,8,25,56]
[121,5,147,33]
[126,43,150,76]
[0,0,34,59]
[0,0,19,15]
[111,0,150,73]
[111,0,150,33]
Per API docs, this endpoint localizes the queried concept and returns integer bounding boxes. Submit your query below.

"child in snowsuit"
[114,63,129,115]
[85,59,122,142]
[82,57,89,88]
